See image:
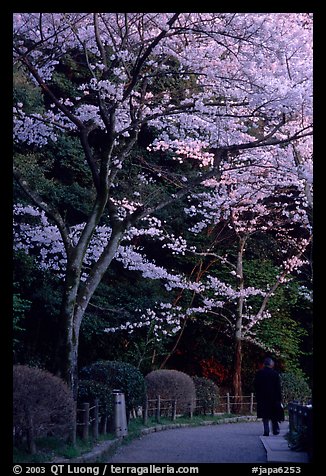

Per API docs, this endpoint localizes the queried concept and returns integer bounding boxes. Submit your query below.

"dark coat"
[254,366,282,420]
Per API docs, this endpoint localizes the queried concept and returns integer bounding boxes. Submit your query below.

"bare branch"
[88,301,133,319]
[195,252,237,270]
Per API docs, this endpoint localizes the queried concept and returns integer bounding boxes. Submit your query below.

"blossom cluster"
[13,204,200,293]
[104,302,183,341]
[149,139,215,168]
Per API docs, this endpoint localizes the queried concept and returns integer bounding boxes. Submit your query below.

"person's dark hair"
[264,357,274,367]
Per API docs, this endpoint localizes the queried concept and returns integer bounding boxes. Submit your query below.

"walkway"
[53,419,309,464]
[108,421,269,463]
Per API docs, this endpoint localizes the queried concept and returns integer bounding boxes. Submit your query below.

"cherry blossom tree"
[13,13,313,397]
[182,150,312,400]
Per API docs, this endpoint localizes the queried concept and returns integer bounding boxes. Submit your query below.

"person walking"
[254,357,283,436]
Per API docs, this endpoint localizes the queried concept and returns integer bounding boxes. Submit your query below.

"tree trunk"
[54,225,126,399]
[232,336,243,413]
[54,302,80,400]
[53,255,82,399]
[232,234,246,413]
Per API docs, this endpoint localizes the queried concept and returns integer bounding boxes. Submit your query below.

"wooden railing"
[74,399,110,443]
[288,401,313,461]
[142,393,256,424]
[218,393,256,414]
[74,393,257,442]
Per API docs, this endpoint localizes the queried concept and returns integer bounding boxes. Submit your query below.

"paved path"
[108,421,277,463]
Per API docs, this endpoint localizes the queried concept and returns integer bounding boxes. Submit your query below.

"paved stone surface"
[108,421,268,463]
[260,427,309,463]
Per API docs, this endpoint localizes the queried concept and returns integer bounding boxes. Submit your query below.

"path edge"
[53,415,259,463]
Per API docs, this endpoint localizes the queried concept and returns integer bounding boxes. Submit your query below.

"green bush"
[77,379,113,417]
[13,365,74,453]
[79,360,146,415]
[193,376,219,414]
[145,369,196,414]
[280,372,311,404]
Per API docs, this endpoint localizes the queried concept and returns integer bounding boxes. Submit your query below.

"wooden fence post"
[100,414,107,435]
[288,403,294,432]
[70,401,77,446]
[143,396,148,425]
[211,397,215,416]
[188,402,193,419]
[82,402,89,440]
[156,395,161,423]
[172,399,177,421]
[226,393,231,414]
[26,409,36,454]
[92,399,99,440]
[250,393,254,415]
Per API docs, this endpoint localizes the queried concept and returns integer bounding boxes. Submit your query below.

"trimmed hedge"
[280,372,311,404]
[193,376,219,414]
[79,360,146,415]
[145,369,196,414]
[13,365,74,453]
[77,379,113,417]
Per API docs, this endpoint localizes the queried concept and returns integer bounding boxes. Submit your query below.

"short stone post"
[112,390,128,437]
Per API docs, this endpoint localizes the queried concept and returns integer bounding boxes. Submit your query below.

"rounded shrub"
[13,365,74,450]
[280,372,311,404]
[79,360,146,415]
[193,376,219,414]
[145,369,196,414]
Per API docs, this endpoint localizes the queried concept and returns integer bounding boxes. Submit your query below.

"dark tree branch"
[13,167,72,254]
[79,128,101,193]
[225,125,312,152]
[15,48,84,130]
[94,13,108,70]
[123,13,181,100]
[88,301,133,319]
